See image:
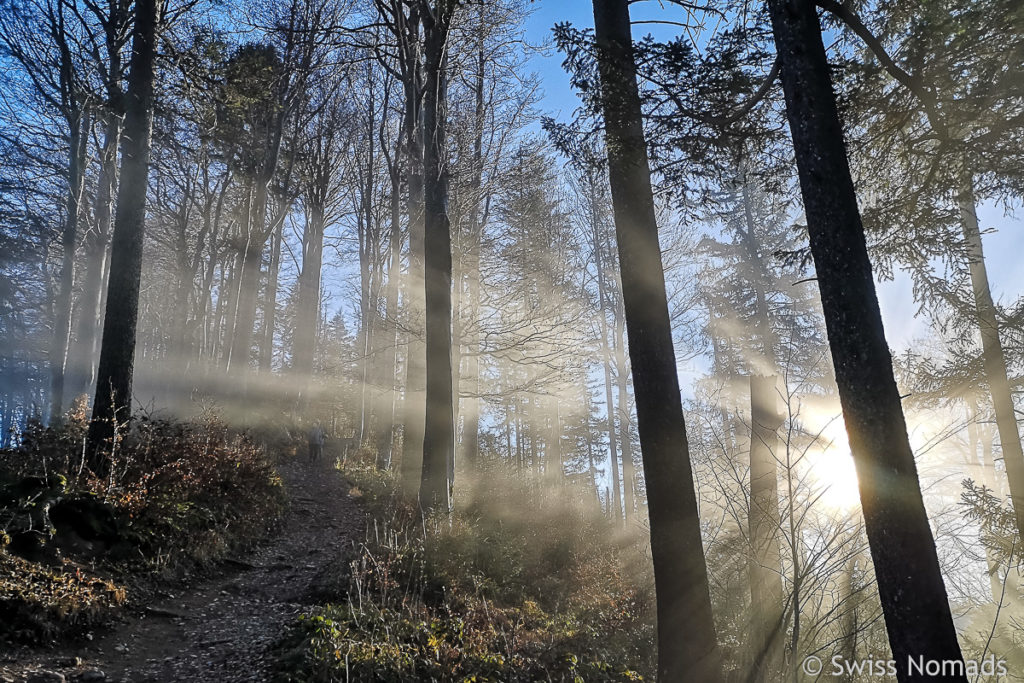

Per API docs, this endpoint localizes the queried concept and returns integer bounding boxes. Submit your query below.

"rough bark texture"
[399,3,427,493]
[591,1,724,680]
[958,175,1024,545]
[86,0,160,470]
[765,0,966,679]
[418,0,455,513]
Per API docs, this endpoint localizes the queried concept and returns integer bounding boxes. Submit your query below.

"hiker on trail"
[308,423,326,463]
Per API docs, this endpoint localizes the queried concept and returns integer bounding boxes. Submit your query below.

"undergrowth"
[0,401,287,644]
[273,451,655,682]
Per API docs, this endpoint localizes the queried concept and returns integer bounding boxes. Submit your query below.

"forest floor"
[0,458,364,683]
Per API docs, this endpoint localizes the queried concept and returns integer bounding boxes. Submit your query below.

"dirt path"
[1,460,364,683]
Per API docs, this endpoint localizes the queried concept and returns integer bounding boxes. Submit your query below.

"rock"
[50,497,121,558]
[27,672,65,683]
[75,671,106,683]
[145,606,189,619]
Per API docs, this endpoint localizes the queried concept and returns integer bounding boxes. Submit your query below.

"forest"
[0,0,1022,681]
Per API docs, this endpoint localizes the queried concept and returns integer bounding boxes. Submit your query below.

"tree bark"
[765,0,966,679]
[418,0,455,513]
[86,0,160,471]
[591,1,724,680]
[399,3,427,493]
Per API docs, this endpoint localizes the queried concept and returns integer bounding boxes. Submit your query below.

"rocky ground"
[0,460,364,683]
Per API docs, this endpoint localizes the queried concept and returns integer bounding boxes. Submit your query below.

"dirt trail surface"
[1,460,364,683]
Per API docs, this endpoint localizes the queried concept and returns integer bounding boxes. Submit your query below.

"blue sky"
[521,0,1024,356]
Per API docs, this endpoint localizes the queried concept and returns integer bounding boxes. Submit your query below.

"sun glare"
[811,451,861,511]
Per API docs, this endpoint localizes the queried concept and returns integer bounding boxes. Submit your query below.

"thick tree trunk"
[86,0,159,470]
[399,8,427,490]
[765,0,966,679]
[50,112,88,422]
[418,2,455,513]
[591,1,724,680]
[958,173,1024,545]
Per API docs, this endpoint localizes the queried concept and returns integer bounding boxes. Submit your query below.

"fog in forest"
[1,0,1023,681]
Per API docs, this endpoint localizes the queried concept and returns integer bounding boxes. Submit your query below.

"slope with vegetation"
[274,450,653,682]
[0,404,286,646]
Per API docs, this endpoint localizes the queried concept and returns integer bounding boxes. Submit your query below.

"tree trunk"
[958,172,1024,545]
[591,1,724,680]
[614,296,636,521]
[765,0,966,679]
[400,6,427,492]
[739,174,785,683]
[50,111,88,422]
[226,184,268,375]
[259,207,285,372]
[86,0,160,470]
[747,375,785,683]
[966,398,1006,602]
[68,114,121,405]
[377,170,403,469]
[592,200,622,522]
[460,11,487,469]
[294,204,325,384]
[418,1,454,513]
